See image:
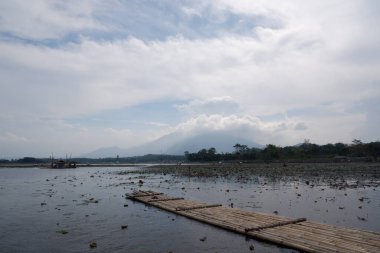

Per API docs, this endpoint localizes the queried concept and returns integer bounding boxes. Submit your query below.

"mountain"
[82,132,263,158]
[81,146,126,159]
[165,132,262,155]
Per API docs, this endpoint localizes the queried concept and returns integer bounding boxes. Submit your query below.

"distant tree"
[282,146,299,158]
[334,143,349,156]
[197,149,208,161]
[320,143,335,155]
[263,144,280,160]
[208,147,216,156]
[351,139,365,157]
[246,147,260,160]
[183,140,379,162]
[17,157,41,163]
[233,143,242,153]
[365,142,380,159]
[233,143,249,154]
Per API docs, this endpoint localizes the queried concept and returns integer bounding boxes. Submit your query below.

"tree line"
[184,140,380,162]
[1,140,379,164]
[0,154,185,164]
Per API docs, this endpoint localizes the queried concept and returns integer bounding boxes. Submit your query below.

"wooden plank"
[176,204,222,211]
[261,226,371,253]
[244,218,307,232]
[271,225,380,253]
[127,191,380,253]
[127,192,163,198]
[148,197,184,202]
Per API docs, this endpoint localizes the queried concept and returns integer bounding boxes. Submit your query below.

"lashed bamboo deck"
[127,190,380,253]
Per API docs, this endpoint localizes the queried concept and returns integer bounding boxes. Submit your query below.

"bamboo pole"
[244,218,306,232]
[148,197,184,202]
[176,204,223,211]
[127,192,163,198]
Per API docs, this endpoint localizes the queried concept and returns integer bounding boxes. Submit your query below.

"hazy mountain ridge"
[82,132,263,158]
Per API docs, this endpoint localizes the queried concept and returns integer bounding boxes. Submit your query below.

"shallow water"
[0,166,379,253]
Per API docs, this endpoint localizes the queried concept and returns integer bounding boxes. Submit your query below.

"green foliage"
[17,157,43,163]
[76,154,184,163]
[2,154,185,164]
[184,147,221,162]
[263,144,280,160]
[184,141,380,162]
[3,140,380,164]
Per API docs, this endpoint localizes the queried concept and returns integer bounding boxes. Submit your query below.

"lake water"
[0,166,379,253]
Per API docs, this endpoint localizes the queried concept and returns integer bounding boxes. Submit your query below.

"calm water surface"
[0,166,379,253]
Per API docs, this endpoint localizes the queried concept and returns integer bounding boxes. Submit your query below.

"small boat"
[50,159,77,168]
[48,155,77,168]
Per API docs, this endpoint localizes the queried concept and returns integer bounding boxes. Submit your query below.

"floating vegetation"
[119,163,380,189]
[89,242,97,249]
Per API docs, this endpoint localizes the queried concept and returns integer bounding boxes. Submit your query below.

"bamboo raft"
[127,190,380,253]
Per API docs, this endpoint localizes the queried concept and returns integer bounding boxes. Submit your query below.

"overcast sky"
[0,0,379,158]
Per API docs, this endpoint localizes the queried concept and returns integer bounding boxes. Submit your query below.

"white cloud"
[144,121,171,128]
[0,132,30,158]
[0,0,102,40]
[175,96,240,115]
[0,0,379,157]
[169,114,309,145]
[2,31,378,119]
[303,113,367,145]
[160,110,369,146]
[104,127,132,136]
[0,132,28,143]
[294,122,308,131]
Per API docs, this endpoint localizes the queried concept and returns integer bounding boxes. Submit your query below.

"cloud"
[0,0,102,40]
[0,0,281,43]
[144,121,171,128]
[2,30,378,120]
[0,1,379,157]
[169,114,309,145]
[303,113,367,145]
[175,96,240,115]
[0,132,28,143]
[104,127,132,136]
[0,132,30,158]
[294,122,308,131]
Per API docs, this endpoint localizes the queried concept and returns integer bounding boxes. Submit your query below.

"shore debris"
[57,230,68,234]
[200,236,207,242]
